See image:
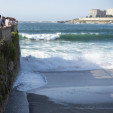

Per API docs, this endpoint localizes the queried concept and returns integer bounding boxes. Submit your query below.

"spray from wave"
[13,51,113,91]
[13,57,47,91]
[13,52,113,91]
[13,71,47,91]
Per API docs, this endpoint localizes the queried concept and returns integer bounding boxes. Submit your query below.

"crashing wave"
[20,33,61,40]
[19,33,113,41]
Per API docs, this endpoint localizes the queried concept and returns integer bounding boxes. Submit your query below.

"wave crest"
[19,33,113,41]
[20,33,61,40]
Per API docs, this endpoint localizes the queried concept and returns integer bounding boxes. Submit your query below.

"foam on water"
[13,71,46,91]
[13,58,47,91]
[20,54,113,72]
[13,51,108,91]
[20,33,61,40]
[14,41,113,91]
[20,32,101,41]
[14,23,113,91]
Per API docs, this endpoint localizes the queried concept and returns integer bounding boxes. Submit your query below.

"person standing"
[5,18,9,26]
[0,16,5,26]
[1,16,5,26]
[0,15,2,26]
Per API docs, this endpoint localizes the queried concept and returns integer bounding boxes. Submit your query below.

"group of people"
[0,15,17,27]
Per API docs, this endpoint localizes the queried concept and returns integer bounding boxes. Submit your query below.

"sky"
[0,0,113,21]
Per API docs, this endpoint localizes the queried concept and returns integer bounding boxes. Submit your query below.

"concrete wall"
[0,24,18,43]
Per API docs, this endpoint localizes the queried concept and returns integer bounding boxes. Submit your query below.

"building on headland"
[106,8,113,17]
[58,8,113,24]
[89,9,106,17]
[89,8,113,17]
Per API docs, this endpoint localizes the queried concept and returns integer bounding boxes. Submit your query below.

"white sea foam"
[20,32,99,40]
[21,33,61,40]
[14,50,113,91]
[15,23,113,92]
[18,52,113,73]
[13,71,46,91]
[14,30,113,91]
[13,51,107,91]
[13,57,47,91]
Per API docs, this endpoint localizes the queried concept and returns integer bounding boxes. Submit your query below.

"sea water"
[13,22,113,91]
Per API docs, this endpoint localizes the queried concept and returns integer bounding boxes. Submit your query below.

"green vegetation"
[0,54,5,75]
[1,85,6,98]
[0,32,19,104]
[0,32,18,62]
[0,95,3,103]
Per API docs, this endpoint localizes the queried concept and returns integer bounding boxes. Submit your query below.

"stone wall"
[0,24,20,113]
[0,24,17,42]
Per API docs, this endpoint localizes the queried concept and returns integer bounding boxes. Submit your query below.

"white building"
[89,9,106,18]
[106,8,113,16]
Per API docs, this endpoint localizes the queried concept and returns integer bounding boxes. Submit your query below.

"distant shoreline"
[58,17,113,24]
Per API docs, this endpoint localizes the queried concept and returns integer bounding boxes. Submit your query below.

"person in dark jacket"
[1,16,5,26]
[0,15,2,26]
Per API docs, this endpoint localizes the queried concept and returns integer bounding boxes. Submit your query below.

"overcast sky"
[0,0,113,21]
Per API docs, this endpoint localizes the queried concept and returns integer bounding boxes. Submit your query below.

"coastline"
[58,17,113,24]
[4,22,113,113]
[27,69,113,113]
[4,69,113,113]
[27,93,113,113]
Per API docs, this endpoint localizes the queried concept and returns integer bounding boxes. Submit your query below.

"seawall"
[0,24,20,113]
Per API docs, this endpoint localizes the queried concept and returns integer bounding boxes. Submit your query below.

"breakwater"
[0,24,20,113]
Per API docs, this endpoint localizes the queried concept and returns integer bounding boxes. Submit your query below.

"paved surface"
[27,93,113,113]
[4,89,29,113]
[28,69,113,113]
[4,69,113,113]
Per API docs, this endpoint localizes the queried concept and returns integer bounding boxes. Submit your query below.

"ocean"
[13,22,113,91]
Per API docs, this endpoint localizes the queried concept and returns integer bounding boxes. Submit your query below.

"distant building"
[89,9,106,18]
[106,8,113,17]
